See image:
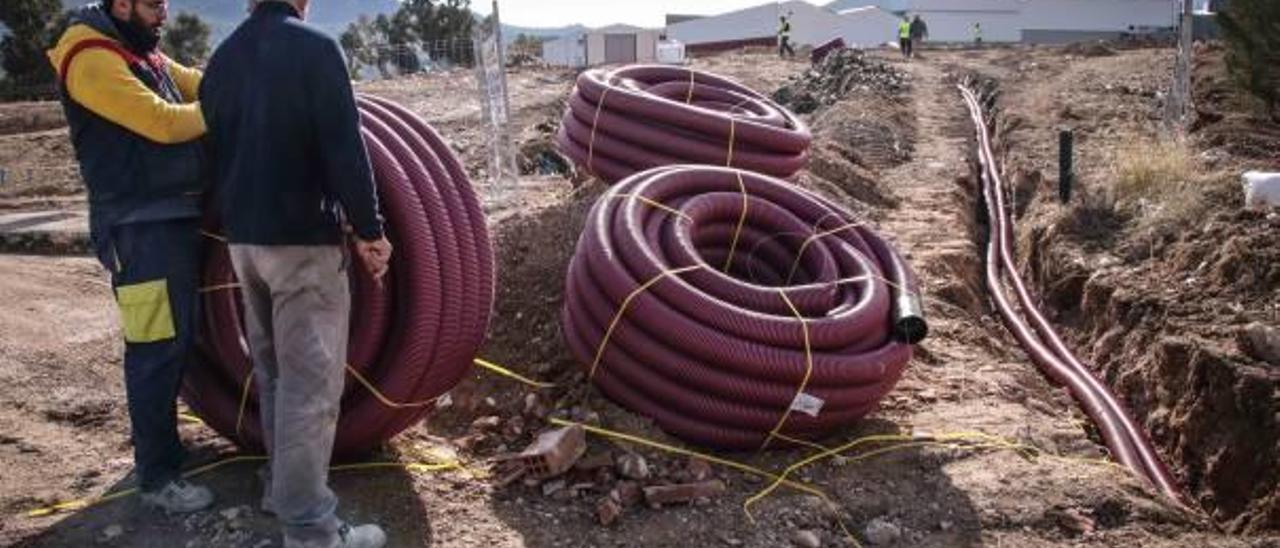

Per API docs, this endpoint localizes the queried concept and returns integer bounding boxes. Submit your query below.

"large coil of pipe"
[186,94,495,460]
[555,65,812,184]
[561,165,925,450]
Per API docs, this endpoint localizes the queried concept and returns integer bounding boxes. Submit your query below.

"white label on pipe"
[790,392,825,417]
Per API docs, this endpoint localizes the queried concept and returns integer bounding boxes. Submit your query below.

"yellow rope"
[725,118,737,168]
[784,221,868,285]
[473,358,556,389]
[609,192,694,224]
[685,68,696,104]
[721,171,750,273]
[586,85,612,177]
[199,230,227,243]
[198,282,241,294]
[589,265,703,381]
[345,363,437,409]
[550,418,824,498]
[760,290,815,451]
[233,369,254,438]
[24,456,459,518]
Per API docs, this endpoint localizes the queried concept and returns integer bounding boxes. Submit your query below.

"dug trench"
[992,48,1280,534]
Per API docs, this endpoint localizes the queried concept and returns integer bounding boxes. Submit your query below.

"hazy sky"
[471,0,824,29]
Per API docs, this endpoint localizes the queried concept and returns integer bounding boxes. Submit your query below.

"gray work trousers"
[229,244,349,546]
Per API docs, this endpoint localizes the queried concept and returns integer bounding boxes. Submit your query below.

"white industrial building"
[541,25,661,68]
[823,0,1179,43]
[666,0,901,53]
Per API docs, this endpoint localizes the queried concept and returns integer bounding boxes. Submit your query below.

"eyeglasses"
[135,0,169,13]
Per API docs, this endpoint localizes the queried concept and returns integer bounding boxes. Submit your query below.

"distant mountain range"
[55,1,585,44]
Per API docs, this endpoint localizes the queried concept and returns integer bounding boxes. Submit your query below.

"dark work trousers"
[779,36,796,58]
[93,217,202,492]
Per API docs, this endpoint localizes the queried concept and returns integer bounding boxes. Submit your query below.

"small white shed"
[541,24,661,67]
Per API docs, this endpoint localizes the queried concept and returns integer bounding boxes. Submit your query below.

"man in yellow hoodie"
[47,0,213,514]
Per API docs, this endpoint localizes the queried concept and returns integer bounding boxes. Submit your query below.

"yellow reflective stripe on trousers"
[115,279,176,343]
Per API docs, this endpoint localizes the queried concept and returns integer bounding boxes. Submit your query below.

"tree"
[339,16,375,78]
[161,12,211,67]
[1218,0,1280,119]
[0,0,63,97]
[510,33,547,60]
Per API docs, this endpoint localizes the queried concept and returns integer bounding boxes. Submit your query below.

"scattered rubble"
[791,529,822,548]
[641,480,726,506]
[863,517,902,546]
[616,453,650,481]
[1238,323,1280,366]
[773,49,908,114]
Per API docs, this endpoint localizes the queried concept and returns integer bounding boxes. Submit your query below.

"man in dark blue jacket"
[199,1,390,547]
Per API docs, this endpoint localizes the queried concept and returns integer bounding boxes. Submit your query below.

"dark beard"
[111,4,161,54]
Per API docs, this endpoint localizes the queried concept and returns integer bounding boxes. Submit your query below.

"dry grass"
[1109,137,1234,235]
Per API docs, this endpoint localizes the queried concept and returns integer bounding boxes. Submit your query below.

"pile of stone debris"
[773,49,909,115]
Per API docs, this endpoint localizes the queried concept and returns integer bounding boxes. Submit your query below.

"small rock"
[541,479,566,497]
[686,458,714,481]
[642,480,727,505]
[98,524,124,543]
[939,520,953,531]
[613,481,644,507]
[575,451,615,471]
[471,415,501,432]
[596,496,623,526]
[1238,322,1280,366]
[864,517,902,546]
[720,535,743,546]
[616,453,650,480]
[792,529,822,548]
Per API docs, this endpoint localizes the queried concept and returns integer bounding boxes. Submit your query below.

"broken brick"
[642,480,727,506]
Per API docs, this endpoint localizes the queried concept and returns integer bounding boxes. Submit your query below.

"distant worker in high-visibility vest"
[778,12,796,58]
[898,16,912,59]
[972,22,984,45]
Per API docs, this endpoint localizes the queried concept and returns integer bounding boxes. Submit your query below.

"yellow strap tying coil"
[199,230,227,243]
[610,192,694,224]
[589,265,703,381]
[345,363,438,409]
[785,221,867,285]
[586,84,612,177]
[234,368,254,438]
[198,282,242,294]
[725,118,737,168]
[759,290,815,451]
[721,171,750,273]
[685,68,696,104]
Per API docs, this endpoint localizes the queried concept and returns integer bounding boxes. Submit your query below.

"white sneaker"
[139,480,214,514]
[284,523,387,548]
[336,524,386,548]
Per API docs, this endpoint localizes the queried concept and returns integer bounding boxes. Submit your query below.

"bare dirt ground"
[1,47,1278,548]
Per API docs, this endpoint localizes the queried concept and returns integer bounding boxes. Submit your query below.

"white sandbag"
[1243,171,1280,209]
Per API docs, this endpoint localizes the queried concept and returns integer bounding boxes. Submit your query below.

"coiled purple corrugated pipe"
[556,65,812,183]
[958,83,1181,500]
[561,165,925,450]
[185,95,495,460]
